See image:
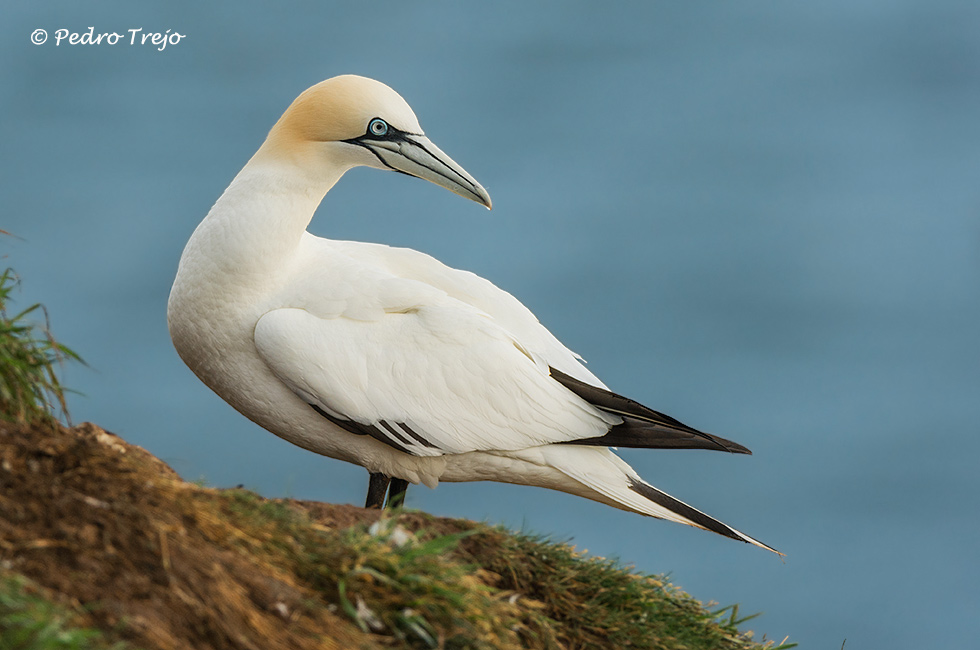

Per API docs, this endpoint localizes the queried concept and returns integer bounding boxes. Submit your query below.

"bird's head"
[258,75,491,209]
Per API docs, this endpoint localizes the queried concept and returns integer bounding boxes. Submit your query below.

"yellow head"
[258,75,490,208]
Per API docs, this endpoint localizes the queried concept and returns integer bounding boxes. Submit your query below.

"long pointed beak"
[362,134,492,209]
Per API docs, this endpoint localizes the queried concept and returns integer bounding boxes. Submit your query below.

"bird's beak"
[357,134,492,209]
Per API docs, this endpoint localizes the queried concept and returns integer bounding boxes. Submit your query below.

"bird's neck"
[183,153,347,283]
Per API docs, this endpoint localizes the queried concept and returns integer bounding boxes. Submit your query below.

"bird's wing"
[253,292,619,457]
[260,236,748,457]
[312,240,750,455]
[328,239,606,387]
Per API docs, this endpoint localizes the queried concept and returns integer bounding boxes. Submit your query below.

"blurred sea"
[3,2,979,647]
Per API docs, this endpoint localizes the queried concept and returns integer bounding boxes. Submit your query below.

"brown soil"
[0,419,399,650]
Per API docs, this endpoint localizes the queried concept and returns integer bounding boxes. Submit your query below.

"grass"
[0,267,81,426]
[214,490,796,650]
[0,262,104,648]
[218,489,530,649]
[467,529,797,650]
[0,573,127,650]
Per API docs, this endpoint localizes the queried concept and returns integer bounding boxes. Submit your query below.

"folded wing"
[253,301,618,457]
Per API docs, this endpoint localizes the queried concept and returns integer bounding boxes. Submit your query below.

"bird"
[168,74,777,554]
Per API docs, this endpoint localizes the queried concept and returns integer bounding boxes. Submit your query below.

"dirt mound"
[0,420,377,650]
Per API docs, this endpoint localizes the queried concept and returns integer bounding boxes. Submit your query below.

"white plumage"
[168,75,777,553]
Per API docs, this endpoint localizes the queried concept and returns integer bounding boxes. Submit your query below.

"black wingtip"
[569,419,753,454]
[549,367,753,454]
[724,439,753,455]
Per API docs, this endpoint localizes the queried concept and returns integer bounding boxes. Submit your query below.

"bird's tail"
[538,446,782,555]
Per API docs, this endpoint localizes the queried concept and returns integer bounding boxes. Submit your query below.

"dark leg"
[365,472,391,509]
[386,478,410,508]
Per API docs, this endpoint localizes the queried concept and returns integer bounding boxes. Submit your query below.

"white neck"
[178,149,348,286]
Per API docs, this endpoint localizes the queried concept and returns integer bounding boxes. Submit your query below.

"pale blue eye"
[368,118,389,137]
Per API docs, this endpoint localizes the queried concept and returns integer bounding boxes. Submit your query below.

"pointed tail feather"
[624,477,781,554]
[540,446,781,555]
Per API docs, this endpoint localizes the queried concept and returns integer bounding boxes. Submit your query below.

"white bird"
[168,75,777,553]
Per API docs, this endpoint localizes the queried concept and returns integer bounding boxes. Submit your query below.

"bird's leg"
[365,472,391,509]
[386,478,409,509]
[365,473,410,509]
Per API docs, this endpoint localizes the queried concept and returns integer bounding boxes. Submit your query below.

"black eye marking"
[368,117,389,137]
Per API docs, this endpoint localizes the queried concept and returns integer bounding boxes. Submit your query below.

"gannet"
[168,75,777,553]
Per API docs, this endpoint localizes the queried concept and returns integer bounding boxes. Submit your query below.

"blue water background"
[3,2,979,647]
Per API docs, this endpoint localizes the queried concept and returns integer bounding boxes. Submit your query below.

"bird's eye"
[368,118,389,137]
